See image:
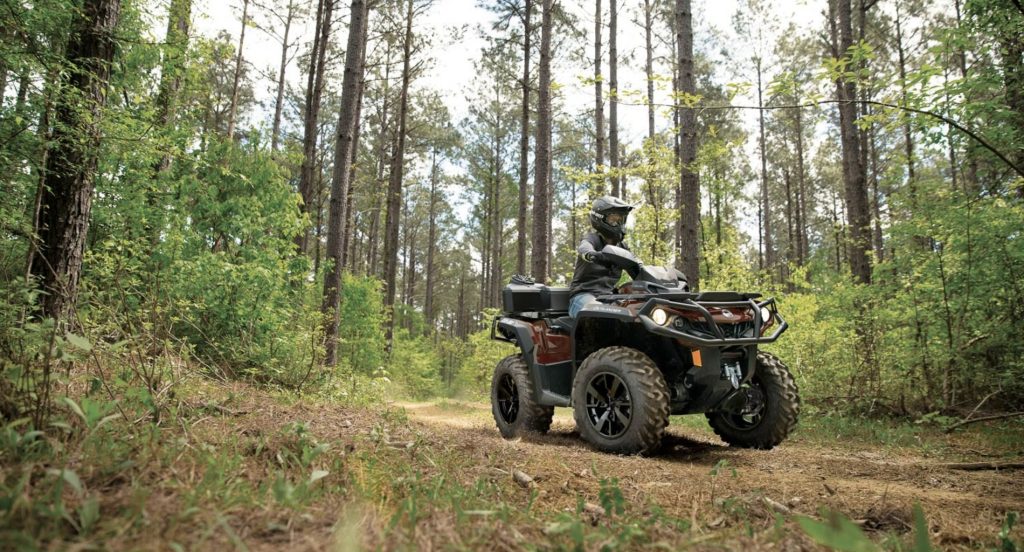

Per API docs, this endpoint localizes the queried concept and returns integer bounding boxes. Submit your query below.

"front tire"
[706,351,800,450]
[491,355,554,438]
[572,347,669,455]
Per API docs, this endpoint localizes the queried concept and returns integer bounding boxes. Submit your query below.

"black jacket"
[569,232,628,298]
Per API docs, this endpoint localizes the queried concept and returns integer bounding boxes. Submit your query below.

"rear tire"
[572,346,669,455]
[491,355,554,438]
[706,351,800,450]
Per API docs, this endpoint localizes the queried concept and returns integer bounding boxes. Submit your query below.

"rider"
[568,196,635,318]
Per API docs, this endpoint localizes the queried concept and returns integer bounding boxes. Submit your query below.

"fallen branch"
[944,411,1024,433]
[938,461,1024,471]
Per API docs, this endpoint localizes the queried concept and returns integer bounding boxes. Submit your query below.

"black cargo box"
[502,284,571,313]
[541,287,570,311]
[502,284,543,312]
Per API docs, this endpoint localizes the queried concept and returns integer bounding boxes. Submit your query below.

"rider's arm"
[578,235,610,264]
[577,236,599,263]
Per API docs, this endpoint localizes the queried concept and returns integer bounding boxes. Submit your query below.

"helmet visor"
[605,212,625,227]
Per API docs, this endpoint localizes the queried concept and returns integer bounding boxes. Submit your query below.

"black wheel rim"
[584,372,632,438]
[497,373,519,423]
[722,380,767,431]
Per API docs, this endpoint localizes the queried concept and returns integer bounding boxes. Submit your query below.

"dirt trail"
[394,400,1024,548]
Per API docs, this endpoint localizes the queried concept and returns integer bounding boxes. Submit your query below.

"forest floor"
[15,379,1024,550]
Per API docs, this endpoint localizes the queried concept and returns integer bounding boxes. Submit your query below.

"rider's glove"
[585,251,612,266]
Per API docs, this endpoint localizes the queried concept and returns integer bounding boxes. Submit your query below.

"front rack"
[633,296,787,346]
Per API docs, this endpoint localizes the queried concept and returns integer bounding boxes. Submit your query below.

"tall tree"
[267,0,298,152]
[225,0,250,140]
[383,0,415,349]
[296,0,334,253]
[323,0,369,367]
[593,0,605,190]
[153,0,191,174]
[517,0,532,276]
[830,0,872,283]
[675,0,699,288]
[531,0,553,283]
[642,0,655,141]
[29,0,122,321]
[608,0,620,196]
[756,56,774,275]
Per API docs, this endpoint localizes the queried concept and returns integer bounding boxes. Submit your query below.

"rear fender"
[493,317,571,407]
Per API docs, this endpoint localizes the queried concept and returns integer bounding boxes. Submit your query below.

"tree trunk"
[424,150,439,332]
[225,0,249,140]
[341,37,368,271]
[368,40,393,279]
[383,0,415,351]
[833,0,872,283]
[644,0,655,141]
[675,0,699,289]
[756,58,773,278]
[794,104,808,265]
[517,0,532,276]
[593,0,605,193]
[271,0,296,152]
[491,98,504,307]
[895,1,916,209]
[322,0,368,366]
[608,0,620,197]
[30,0,121,322]
[296,0,334,253]
[153,0,191,174]
[531,0,553,284]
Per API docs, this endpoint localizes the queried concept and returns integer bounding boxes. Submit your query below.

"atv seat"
[549,316,576,334]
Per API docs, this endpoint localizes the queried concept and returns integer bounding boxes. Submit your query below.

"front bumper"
[635,296,788,346]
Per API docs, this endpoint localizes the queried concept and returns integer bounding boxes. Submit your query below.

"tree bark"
[424,150,439,332]
[153,0,191,174]
[271,0,296,152]
[793,102,808,265]
[492,113,504,307]
[531,0,553,284]
[383,0,415,350]
[517,0,532,275]
[608,0,620,196]
[756,58,774,278]
[296,0,334,253]
[675,0,699,289]
[30,0,121,322]
[644,0,655,141]
[225,0,249,140]
[322,0,368,366]
[594,0,605,193]
[895,1,916,209]
[341,36,368,271]
[833,0,872,283]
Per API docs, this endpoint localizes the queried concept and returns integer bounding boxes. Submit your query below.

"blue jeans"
[569,293,597,318]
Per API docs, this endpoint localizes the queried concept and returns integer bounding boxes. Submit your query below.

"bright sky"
[186,0,825,147]
[181,0,828,263]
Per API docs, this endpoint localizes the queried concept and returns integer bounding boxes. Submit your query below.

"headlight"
[651,308,669,326]
[760,307,772,324]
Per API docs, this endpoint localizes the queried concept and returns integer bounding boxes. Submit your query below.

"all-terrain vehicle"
[490,246,799,455]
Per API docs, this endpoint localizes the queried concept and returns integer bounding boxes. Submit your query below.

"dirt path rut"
[395,401,1024,549]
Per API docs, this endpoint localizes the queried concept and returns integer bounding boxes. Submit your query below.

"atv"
[489,245,799,455]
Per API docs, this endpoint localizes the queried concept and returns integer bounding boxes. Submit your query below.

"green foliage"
[455,325,515,398]
[797,504,933,552]
[797,510,880,552]
[1000,512,1021,552]
[337,274,386,377]
[389,331,443,399]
